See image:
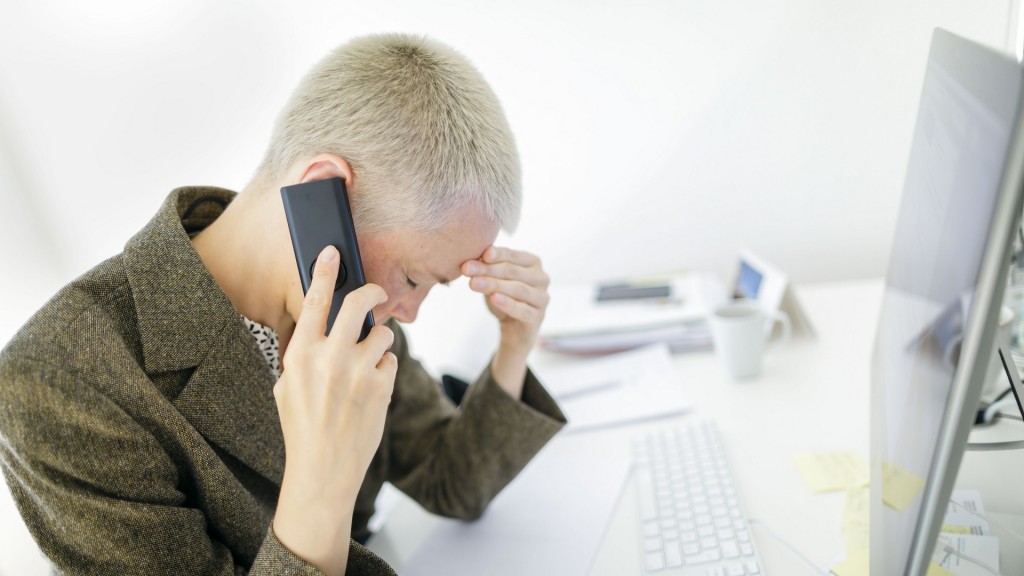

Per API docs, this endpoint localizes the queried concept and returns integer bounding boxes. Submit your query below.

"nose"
[390,290,426,324]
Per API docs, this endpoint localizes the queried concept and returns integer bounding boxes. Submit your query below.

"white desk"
[367,279,1024,574]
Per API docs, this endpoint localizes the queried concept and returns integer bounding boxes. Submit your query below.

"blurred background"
[0,1,1021,573]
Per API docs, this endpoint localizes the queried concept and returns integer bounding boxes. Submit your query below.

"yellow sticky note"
[793,451,868,493]
[882,461,925,511]
[939,524,972,535]
[831,548,869,576]
[842,485,870,553]
[926,563,952,576]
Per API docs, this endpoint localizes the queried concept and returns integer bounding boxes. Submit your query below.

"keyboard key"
[727,565,745,576]
[644,538,662,552]
[744,561,761,574]
[645,552,665,571]
[686,549,722,564]
[721,541,740,558]
[666,541,683,567]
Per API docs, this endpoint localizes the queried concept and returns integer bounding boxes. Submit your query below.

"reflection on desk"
[368,280,1024,575]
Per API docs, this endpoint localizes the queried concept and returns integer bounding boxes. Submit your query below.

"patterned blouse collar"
[242,316,281,379]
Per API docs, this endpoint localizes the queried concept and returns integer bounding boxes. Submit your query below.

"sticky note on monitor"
[882,461,926,511]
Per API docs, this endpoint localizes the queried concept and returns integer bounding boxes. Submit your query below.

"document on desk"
[535,343,692,433]
[401,448,630,576]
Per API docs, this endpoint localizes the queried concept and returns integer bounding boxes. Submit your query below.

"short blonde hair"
[259,33,521,233]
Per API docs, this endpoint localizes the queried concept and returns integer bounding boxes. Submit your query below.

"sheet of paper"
[793,451,867,493]
[534,344,692,432]
[402,449,631,576]
[941,513,990,537]
[933,534,1000,576]
[948,489,986,515]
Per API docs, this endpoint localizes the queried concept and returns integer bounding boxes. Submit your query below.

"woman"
[0,33,565,575]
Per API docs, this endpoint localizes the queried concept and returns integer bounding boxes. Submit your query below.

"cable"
[983,395,1021,424]
[936,542,1001,575]
[968,397,1024,449]
[747,518,830,575]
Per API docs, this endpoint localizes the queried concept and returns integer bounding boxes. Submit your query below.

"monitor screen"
[870,29,1024,575]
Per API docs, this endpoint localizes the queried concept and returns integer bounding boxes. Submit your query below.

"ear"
[296,154,355,187]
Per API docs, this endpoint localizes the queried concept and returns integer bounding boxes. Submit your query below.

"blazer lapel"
[124,187,285,486]
[174,319,285,486]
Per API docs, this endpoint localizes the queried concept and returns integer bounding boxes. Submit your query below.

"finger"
[359,324,395,363]
[376,351,398,375]
[481,246,540,267]
[294,246,341,343]
[490,293,543,325]
[332,283,388,344]
[465,261,549,286]
[470,277,549,309]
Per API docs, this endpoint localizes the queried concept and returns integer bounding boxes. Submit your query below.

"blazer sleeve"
[0,359,392,576]
[384,322,567,520]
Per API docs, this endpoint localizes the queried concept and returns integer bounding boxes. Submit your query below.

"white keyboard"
[633,422,764,576]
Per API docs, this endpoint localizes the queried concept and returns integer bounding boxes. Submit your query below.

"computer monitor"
[870,28,1024,575]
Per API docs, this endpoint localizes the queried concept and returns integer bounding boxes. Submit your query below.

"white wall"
[0,2,1019,573]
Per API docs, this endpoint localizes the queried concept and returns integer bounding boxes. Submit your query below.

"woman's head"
[257,33,521,235]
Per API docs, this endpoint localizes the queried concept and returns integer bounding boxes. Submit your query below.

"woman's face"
[282,202,499,329]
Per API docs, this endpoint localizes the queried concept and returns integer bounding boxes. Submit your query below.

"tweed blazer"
[0,187,566,575]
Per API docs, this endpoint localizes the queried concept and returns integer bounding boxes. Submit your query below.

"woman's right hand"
[272,245,397,576]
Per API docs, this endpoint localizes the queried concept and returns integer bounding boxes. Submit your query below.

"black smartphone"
[281,177,374,340]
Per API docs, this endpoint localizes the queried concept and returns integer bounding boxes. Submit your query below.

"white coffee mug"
[709,300,791,379]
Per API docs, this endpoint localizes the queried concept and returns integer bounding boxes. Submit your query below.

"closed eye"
[405,276,418,289]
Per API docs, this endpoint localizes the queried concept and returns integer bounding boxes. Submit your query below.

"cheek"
[369,278,405,321]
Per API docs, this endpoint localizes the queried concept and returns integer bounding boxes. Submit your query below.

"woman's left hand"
[463,246,550,355]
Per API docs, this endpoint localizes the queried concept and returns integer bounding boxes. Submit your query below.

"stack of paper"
[540,272,727,355]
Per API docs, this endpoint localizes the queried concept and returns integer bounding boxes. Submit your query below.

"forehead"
[392,204,499,274]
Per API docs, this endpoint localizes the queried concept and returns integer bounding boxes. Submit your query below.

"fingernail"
[471,277,486,290]
[465,263,480,275]
[493,293,506,304]
[320,246,338,262]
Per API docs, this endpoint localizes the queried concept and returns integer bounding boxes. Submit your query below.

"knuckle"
[312,259,336,278]
[304,288,328,308]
